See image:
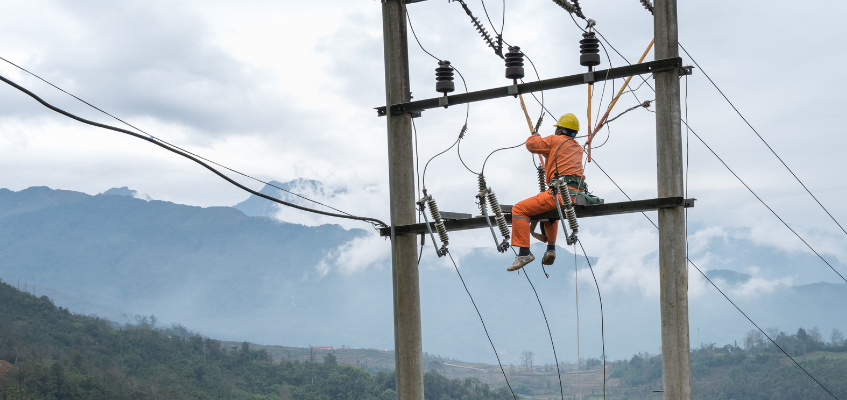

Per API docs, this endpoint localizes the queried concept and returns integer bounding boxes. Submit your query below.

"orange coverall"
[510,134,585,248]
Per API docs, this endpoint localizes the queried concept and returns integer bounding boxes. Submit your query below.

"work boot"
[541,250,556,265]
[507,254,535,272]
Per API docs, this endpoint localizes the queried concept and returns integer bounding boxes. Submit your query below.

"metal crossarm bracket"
[379,196,695,236]
[375,57,682,117]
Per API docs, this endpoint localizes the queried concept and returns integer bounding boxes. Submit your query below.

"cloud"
[316,234,390,277]
[0,0,305,140]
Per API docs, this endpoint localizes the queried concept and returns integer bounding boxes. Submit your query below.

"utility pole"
[381,1,425,400]
[654,0,692,398]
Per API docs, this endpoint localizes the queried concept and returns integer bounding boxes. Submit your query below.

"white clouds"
[316,234,390,277]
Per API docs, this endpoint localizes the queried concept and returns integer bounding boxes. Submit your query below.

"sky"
[1,0,847,361]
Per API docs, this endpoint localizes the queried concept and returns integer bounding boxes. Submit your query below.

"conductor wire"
[444,251,518,400]
[0,73,388,228]
[0,56,361,225]
[590,157,838,399]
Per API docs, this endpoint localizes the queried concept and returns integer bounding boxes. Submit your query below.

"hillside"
[0,280,510,400]
[2,184,847,365]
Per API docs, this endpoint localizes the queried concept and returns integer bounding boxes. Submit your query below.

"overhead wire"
[580,31,847,284]
[0,73,388,229]
[521,267,566,400]
[678,43,847,240]
[593,156,838,398]
[0,56,371,228]
[682,120,847,284]
[404,2,473,187]
[576,240,607,399]
[443,250,518,400]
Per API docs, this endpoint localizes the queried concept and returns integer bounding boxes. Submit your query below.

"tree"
[323,353,337,365]
[832,328,845,346]
[520,351,534,373]
[809,327,823,343]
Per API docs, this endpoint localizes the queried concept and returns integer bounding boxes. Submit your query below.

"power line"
[678,43,847,240]
[443,250,518,400]
[576,32,847,284]
[0,73,388,228]
[592,157,838,399]
[0,56,367,228]
[521,268,566,400]
[682,120,847,284]
[577,239,607,400]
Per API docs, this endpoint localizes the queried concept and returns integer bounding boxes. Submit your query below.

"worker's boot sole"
[541,251,556,265]
[507,254,535,272]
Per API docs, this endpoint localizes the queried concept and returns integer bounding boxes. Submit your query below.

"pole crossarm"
[375,57,682,117]
[379,197,694,236]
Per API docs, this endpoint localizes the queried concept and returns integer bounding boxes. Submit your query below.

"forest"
[0,280,510,400]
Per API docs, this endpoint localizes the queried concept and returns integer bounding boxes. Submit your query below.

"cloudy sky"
[2,0,846,359]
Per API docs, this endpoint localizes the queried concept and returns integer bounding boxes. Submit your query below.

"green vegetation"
[609,328,847,399]
[0,280,509,400]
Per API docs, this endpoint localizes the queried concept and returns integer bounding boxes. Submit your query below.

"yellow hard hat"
[553,113,579,131]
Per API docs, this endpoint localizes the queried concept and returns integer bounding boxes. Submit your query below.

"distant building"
[311,345,332,351]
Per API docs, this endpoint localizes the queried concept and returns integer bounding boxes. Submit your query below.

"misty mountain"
[233,179,344,218]
[1,183,846,366]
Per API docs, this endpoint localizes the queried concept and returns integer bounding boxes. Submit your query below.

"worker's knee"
[512,199,532,217]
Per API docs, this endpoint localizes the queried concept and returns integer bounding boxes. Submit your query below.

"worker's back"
[526,134,585,183]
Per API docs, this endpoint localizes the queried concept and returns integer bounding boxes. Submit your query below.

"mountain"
[233,179,344,218]
[1,184,846,367]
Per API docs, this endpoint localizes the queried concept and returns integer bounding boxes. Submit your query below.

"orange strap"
[586,39,655,162]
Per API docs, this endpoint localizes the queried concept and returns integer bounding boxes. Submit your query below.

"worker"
[508,113,589,272]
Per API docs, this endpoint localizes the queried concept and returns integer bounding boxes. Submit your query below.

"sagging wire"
[0,56,378,230]
[405,3,472,189]
[682,120,847,284]
[591,156,839,399]
[444,251,518,400]
[577,239,607,399]
[0,73,389,229]
[679,43,847,242]
[522,267,566,400]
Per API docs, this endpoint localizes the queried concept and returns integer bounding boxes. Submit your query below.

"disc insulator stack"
[579,32,601,67]
[435,60,455,94]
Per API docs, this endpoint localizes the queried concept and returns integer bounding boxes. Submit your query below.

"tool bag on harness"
[561,175,604,205]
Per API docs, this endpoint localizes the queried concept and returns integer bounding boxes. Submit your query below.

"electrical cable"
[405,3,473,186]
[0,56,362,226]
[592,157,838,398]
[480,141,526,176]
[0,73,389,229]
[573,243,582,399]
[577,239,607,399]
[444,250,518,400]
[682,120,847,284]
[678,43,847,240]
[580,35,845,283]
[687,257,839,399]
[521,267,566,400]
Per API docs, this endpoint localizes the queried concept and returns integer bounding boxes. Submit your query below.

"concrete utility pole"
[381,1,425,399]
[654,0,692,398]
